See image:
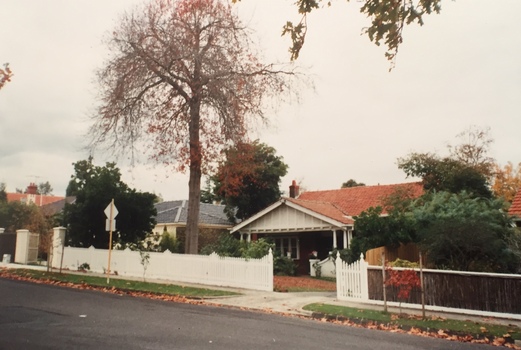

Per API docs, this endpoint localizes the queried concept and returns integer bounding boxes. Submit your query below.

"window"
[273,236,299,259]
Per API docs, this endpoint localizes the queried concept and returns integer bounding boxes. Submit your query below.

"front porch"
[231,198,354,275]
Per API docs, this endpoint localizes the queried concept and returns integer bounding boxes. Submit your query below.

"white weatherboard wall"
[52,240,273,292]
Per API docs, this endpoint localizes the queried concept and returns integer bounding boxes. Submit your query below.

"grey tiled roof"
[41,196,76,216]
[154,200,232,227]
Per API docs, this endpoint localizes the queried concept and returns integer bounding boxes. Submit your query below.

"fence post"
[268,248,273,291]
[359,253,369,301]
[335,252,342,300]
[382,252,387,312]
[419,251,426,319]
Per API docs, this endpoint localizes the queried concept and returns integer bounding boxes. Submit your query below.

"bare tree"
[447,125,495,178]
[90,0,299,254]
[38,181,53,195]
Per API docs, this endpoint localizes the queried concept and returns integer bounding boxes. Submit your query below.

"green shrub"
[274,255,297,276]
[201,234,295,274]
[78,262,90,271]
[160,233,183,253]
[329,248,353,263]
[200,232,245,257]
[389,258,419,268]
[240,238,274,259]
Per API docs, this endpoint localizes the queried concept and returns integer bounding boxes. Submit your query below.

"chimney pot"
[289,180,300,198]
[26,183,38,195]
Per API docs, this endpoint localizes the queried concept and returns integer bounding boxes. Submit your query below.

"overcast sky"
[1,0,520,200]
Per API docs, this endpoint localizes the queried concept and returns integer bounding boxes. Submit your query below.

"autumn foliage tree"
[210,140,288,222]
[0,63,13,90]
[233,0,441,65]
[91,0,298,253]
[492,162,521,203]
[385,266,421,313]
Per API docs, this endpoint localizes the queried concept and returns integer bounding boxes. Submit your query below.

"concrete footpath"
[2,262,520,329]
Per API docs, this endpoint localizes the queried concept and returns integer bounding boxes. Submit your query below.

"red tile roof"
[6,193,65,206]
[509,190,521,218]
[293,182,424,219]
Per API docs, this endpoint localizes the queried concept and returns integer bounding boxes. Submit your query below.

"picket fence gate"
[335,252,369,301]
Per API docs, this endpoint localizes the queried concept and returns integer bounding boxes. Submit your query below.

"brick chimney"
[289,180,300,198]
[26,183,38,195]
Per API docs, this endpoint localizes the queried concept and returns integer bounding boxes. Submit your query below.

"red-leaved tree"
[385,266,421,313]
[211,140,288,221]
[90,0,299,253]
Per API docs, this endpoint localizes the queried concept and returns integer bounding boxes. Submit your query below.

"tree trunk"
[185,95,202,255]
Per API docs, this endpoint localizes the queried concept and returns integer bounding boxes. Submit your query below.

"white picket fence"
[335,252,369,301]
[52,245,273,292]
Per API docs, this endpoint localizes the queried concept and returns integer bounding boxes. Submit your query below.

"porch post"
[342,229,347,249]
[348,229,353,247]
[332,230,337,249]
[247,233,251,243]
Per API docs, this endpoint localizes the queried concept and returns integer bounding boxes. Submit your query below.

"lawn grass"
[303,303,521,341]
[3,268,239,298]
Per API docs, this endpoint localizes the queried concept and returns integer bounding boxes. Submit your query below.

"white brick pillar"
[15,229,30,264]
[51,227,66,269]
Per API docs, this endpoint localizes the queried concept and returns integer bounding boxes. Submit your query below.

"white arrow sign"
[104,201,118,219]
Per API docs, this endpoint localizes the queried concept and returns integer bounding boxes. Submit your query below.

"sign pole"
[107,198,114,284]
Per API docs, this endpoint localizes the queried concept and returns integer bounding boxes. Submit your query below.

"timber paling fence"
[52,245,274,292]
[367,267,521,314]
[336,252,521,315]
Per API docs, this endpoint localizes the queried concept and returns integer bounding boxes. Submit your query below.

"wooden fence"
[336,253,521,316]
[0,230,16,261]
[53,245,273,291]
[367,266,521,314]
[365,243,421,266]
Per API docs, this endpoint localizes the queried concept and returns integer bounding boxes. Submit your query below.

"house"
[153,200,233,249]
[6,183,64,207]
[40,196,76,217]
[231,181,423,274]
[509,189,521,227]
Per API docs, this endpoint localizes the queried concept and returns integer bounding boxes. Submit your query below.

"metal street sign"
[105,198,118,284]
[104,202,119,219]
[105,219,116,231]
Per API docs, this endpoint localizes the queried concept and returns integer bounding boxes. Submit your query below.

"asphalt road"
[0,278,495,350]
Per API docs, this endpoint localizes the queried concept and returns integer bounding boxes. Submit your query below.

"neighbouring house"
[153,200,233,250]
[231,181,424,274]
[6,183,64,207]
[40,196,76,217]
[509,189,521,227]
